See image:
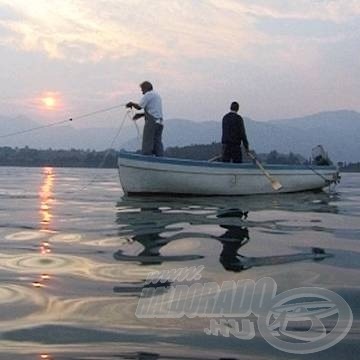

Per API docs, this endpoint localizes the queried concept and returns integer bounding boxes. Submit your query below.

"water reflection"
[217,223,250,272]
[115,192,335,273]
[114,204,204,265]
[40,355,53,360]
[215,210,332,272]
[39,167,55,231]
[0,167,358,360]
[217,235,331,272]
[34,351,239,360]
[33,167,55,289]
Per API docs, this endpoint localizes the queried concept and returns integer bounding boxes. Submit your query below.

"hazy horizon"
[2,108,359,131]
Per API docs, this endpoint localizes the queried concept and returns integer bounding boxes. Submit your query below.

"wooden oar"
[208,154,222,162]
[247,152,283,191]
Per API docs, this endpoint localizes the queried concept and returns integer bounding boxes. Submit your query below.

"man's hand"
[133,113,144,121]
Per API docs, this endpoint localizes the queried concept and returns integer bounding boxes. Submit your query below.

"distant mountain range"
[1,110,359,162]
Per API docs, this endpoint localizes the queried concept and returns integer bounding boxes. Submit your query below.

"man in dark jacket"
[221,102,249,163]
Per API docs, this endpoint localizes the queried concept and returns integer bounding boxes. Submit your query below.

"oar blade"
[271,180,283,191]
[248,151,283,191]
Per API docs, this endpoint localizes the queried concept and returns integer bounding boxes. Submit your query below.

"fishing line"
[131,109,142,147]
[0,103,126,140]
[0,118,71,139]
[1,102,142,193]
[67,109,134,194]
[68,104,126,122]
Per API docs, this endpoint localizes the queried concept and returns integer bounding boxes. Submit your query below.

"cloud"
[210,0,360,22]
[0,0,263,62]
[0,0,357,66]
[0,0,150,61]
[0,3,22,20]
[0,0,359,120]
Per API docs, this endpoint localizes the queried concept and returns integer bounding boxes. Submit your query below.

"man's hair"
[230,101,239,112]
[140,81,153,92]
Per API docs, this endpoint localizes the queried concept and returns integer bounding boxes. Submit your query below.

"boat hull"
[117,152,339,196]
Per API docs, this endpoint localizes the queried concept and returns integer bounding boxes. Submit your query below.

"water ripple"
[2,254,86,274]
[5,230,48,241]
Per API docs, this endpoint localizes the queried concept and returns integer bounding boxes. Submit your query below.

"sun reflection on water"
[39,167,54,231]
[33,167,55,288]
[40,354,53,360]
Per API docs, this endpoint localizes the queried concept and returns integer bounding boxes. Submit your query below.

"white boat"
[117,152,340,196]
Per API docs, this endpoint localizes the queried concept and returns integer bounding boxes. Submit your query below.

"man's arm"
[126,102,145,120]
[239,117,249,151]
[133,113,145,120]
[126,102,142,110]
[221,115,229,144]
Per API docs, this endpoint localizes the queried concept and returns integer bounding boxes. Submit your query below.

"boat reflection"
[217,223,250,272]
[215,209,331,271]
[216,224,331,272]
[114,192,334,273]
[114,200,206,265]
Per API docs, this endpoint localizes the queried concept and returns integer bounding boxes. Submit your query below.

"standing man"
[126,81,164,156]
[221,101,249,163]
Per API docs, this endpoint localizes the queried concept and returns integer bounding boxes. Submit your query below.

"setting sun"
[37,91,63,112]
[42,96,56,109]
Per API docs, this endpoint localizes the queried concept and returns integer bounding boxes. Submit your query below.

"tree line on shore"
[0,144,358,171]
[0,146,118,168]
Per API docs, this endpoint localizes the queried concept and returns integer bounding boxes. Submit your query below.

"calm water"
[0,167,359,359]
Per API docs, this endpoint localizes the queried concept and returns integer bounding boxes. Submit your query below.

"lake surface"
[0,167,359,359]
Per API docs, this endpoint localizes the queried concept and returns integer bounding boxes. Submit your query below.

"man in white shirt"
[126,81,164,156]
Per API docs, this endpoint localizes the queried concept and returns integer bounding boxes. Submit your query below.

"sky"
[0,0,359,127]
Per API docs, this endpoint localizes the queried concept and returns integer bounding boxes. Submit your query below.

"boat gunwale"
[118,151,338,172]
